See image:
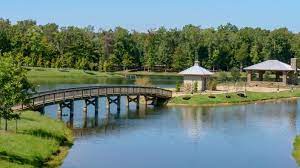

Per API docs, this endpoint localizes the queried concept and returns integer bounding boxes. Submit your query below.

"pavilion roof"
[244,60,294,71]
[179,61,213,76]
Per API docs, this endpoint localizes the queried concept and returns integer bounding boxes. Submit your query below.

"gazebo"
[244,58,298,86]
[179,61,213,91]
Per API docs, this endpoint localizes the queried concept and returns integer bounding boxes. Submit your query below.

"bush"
[135,77,152,86]
[208,95,216,98]
[183,83,192,93]
[182,96,191,100]
[175,82,181,92]
[230,67,241,82]
[217,71,228,83]
[193,82,198,93]
[207,78,218,91]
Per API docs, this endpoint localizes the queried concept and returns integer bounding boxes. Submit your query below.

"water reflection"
[56,99,300,168]
[30,75,182,92]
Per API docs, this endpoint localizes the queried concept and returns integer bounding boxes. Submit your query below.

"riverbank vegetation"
[0,55,33,131]
[0,111,73,168]
[0,19,299,73]
[293,136,300,165]
[170,90,300,106]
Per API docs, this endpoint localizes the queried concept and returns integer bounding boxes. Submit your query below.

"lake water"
[36,77,300,168]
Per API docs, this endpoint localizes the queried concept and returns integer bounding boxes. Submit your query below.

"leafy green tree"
[230,67,241,82]
[122,53,134,70]
[0,53,33,131]
[217,71,228,83]
[1,18,300,73]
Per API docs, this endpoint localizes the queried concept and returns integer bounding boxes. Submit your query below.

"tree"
[122,53,134,70]
[0,53,33,131]
[230,67,241,92]
[1,18,300,73]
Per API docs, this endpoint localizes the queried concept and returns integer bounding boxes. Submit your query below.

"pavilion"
[179,61,213,91]
[243,58,299,86]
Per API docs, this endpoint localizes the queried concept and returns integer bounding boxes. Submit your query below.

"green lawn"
[26,67,123,78]
[170,90,300,106]
[116,71,181,77]
[0,111,73,168]
[293,136,300,166]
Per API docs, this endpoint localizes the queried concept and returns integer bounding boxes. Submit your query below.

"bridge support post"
[57,100,74,120]
[95,97,99,116]
[136,95,140,109]
[107,96,121,113]
[83,110,87,128]
[144,96,158,107]
[127,95,140,109]
[106,97,110,111]
[57,104,62,120]
[83,100,87,113]
[69,100,74,120]
[117,95,121,114]
[83,97,98,114]
[36,106,45,115]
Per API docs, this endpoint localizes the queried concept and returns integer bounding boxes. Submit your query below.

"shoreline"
[168,90,300,107]
[0,111,74,168]
[168,96,299,107]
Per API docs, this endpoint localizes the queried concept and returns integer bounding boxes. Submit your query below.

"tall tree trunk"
[5,119,8,131]
[15,119,18,133]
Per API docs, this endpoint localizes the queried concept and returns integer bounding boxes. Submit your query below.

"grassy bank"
[0,111,73,168]
[26,67,123,78]
[293,136,300,165]
[170,90,300,106]
[116,71,181,77]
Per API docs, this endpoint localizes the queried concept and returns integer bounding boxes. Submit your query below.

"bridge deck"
[14,86,172,111]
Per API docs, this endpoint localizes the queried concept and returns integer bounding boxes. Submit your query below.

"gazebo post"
[275,72,280,82]
[258,71,264,81]
[282,71,287,85]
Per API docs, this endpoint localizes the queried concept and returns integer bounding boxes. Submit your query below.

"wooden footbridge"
[14,86,172,118]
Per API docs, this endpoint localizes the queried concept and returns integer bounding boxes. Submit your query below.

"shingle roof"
[244,60,294,71]
[179,61,213,76]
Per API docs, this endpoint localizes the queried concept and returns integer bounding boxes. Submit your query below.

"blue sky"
[0,0,299,32]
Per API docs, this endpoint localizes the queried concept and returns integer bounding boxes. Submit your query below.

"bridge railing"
[20,86,172,110]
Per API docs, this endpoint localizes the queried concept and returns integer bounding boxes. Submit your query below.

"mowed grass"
[0,111,73,168]
[26,67,123,78]
[116,71,181,77]
[293,136,300,165]
[170,90,300,106]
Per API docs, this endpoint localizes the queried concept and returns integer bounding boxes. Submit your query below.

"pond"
[36,77,300,168]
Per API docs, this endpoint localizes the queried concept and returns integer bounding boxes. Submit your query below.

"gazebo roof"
[244,60,294,71]
[179,61,213,76]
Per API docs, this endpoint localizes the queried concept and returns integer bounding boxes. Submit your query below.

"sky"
[0,0,300,32]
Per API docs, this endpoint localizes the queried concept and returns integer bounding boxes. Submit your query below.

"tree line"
[1,18,300,72]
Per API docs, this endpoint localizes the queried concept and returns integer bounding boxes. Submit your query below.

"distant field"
[26,67,247,78]
[0,111,73,168]
[26,67,123,78]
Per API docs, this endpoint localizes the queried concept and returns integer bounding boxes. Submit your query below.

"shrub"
[207,78,218,91]
[183,83,192,93]
[217,71,228,83]
[175,82,181,92]
[208,95,216,98]
[230,67,241,82]
[135,77,152,86]
[182,96,191,100]
[193,82,198,93]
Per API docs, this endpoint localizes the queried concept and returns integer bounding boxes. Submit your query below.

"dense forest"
[0,18,300,72]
